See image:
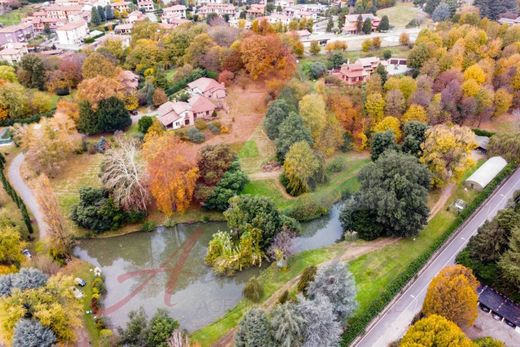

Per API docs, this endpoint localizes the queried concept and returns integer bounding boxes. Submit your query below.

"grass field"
[0,7,32,26]
[377,2,429,29]
[243,153,369,211]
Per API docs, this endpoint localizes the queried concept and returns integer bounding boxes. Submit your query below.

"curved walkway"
[7,153,48,240]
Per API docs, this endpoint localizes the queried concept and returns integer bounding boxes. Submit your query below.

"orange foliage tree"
[422,265,479,327]
[144,134,199,216]
[240,34,296,80]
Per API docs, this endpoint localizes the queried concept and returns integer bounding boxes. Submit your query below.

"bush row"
[341,163,517,346]
[0,110,55,127]
[472,128,496,137]
[0,153,33,235]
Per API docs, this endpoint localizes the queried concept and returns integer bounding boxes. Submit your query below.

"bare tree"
[35,174,73,259]
[167,329,190,347]
[100,135,150,212]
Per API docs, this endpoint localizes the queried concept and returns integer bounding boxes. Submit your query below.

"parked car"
[129,110,138,115]
[74,277,86,287]
[22,249,32,259]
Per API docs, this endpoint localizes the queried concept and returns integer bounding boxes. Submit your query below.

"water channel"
[74,205,343,331]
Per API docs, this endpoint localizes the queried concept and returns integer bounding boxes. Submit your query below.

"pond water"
[74,205,343,332]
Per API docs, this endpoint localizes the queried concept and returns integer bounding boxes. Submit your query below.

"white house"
[56,20,89,46]
[0,42,28,64]
[137,0,154,12]
[187,77,226,99]
[161,5,187,21]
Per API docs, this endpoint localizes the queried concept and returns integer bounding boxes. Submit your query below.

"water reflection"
[74,205,343,331]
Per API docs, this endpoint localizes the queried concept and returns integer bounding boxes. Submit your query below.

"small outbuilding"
[465,156,507,191]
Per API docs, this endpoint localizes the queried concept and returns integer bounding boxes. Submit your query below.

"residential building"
[126,10,146,23]
[161,5,186,24]
[137,0,154,12]
[343,13,380,34]
[196,0,229,4]
[22,4,91,33]
[89,32,131,48]
[160,18,190,27]
[114,22,133,34]
[187,77,226,99]
[275,0,296,8]
[498,16,520,25]
[56,20,89,46]
[290,29,311,41]
[197,3,236,18]
[156,95,217,129]
[356,57,381,74]
[0,42,28,64]
[0,23,34,46]
[111,0,132,14]
[247,4,265,18]
[330,63,369,85]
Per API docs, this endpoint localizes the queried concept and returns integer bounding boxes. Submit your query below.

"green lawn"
[0,7,32,26]
[376,2,429,29]
[243,153,369,211]
[238,140,259,159]
[192,246,342,346]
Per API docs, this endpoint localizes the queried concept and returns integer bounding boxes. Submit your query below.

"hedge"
[472,128,495,137]
[0,153,34,235]
[0,110,55,127]
[341,163,517,346]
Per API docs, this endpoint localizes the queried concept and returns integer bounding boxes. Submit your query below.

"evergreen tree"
[401,121,427,157]
[105,5,114,20]
[326,17,334,32]
[91,7,101,25]
[296,295,342,347]
[356,14,363,34]
[370,131,398,161]
[96,96,132,133]
[271,303,305,347]
[474,0,518,20]
[425,0,441,14]
[13,319,56,347]
[432,3,451,22]
[306,262,358,320]
[362,18,372,34]
[275,112,313,161]
[235,309,274,347]
[378,15,389,31]
[97,5,106,22]
[498,227,520,291]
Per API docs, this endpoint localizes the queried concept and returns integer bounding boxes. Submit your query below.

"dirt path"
[213,238,400,347]
[428,183,455,221]
[248,170,281,180]
[7,153,48,240]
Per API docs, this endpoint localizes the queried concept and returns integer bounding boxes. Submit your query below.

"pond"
[74,205,343,332]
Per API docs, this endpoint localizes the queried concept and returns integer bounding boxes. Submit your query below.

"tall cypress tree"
[91,7,101,25]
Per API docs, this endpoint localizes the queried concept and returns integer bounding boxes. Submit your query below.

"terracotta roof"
[56,20,87,31]
[157,101,188,126]
[0,23,33,33]
[189,95,215,114]
[340,63,366,78]
[164,4,186,11]
[187,77,225,94]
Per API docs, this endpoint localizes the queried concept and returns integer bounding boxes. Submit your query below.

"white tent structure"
[465,156,507,191]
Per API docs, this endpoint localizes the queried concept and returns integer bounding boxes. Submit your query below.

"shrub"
[208,121,221,134]
[383,50,392,60]
[297,265,317,294]
[13,319,56,347]
[243,277,263,302]
[137,116,153,134]
[278,290,289,304]
[195,119,207,130]
[187,127,205,143]
[327,158,344,173]
[141,221,156,232]
[284,196,329,222]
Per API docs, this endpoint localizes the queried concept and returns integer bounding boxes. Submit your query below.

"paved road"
[353,167,520,347]
[7,153,49,240]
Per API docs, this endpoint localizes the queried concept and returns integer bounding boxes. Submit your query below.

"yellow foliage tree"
[400,314,474,347]
[402,104,428,123]
[299,93,327,142]
[0,274,81,344]
[462,78,481,97]
[494,88,512,117]
[463,64,486,84]
[423,265,479,327]
[283,141,320,195]
[365,93,385,125]
[144,134,199,216]
[373,116,402,141]
[0,223,25,269]
[420,124,476,187]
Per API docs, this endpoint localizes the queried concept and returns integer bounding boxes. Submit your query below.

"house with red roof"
[187,77,226,100]
[156,95,217,129]
[330,63,369,85]
[343,13,380,34]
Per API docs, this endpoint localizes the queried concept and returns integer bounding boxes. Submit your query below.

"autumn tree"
[423,265,479,327]
[420,124,476,187]
[152,88,168,108]
[400,314,474,347]
[299,93,327,142]
[402,104,428,123]
[488,131,520,162]
[326,91,361,134]
[399,32,410,46]
[0,223,26,271]
[240,34,296,80]
[0,81,30,120]
[365,92,385,124]
[14,112,82,177]
[35,175,74,260]
[310,41,321,55]
[143,134,199,216]
[373,116,402,141]
[81,52,119,79]
[76,76,123,109]
[194,144,236,203]
[17,54,46,90]
[0,66,17,82]
[101,135,150,212]
[385,89,406,117]
[283,141,320,196]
